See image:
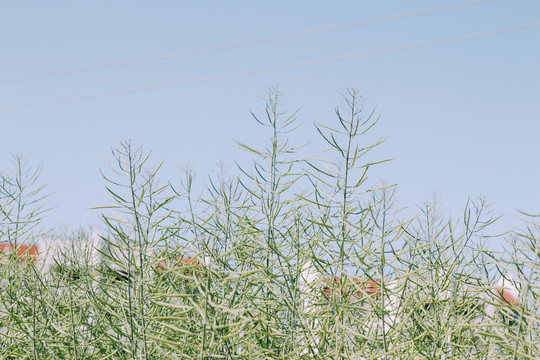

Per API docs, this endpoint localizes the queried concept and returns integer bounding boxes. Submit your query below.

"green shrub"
[0,89,538,359]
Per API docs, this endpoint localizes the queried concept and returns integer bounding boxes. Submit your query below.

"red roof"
[0,243,39,263]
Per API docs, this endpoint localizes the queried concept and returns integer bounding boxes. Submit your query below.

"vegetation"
[0,89,538,359]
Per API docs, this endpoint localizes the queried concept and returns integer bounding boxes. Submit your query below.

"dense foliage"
[0,89,538,359]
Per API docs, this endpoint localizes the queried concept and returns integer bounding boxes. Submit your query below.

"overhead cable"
[0,0,494,85]
[1,22,538,112]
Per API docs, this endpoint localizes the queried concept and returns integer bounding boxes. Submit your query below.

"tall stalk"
[0,90,538,359]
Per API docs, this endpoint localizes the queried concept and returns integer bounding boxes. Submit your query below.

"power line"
[0,0,494,85]
[1,22,538,112]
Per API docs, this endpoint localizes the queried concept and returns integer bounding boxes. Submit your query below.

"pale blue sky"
[1,1,539,245]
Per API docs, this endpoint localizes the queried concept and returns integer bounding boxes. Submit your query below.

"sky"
[0,1,539,248]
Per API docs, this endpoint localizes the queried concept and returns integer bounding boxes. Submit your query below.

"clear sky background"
[1,1,539,248]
